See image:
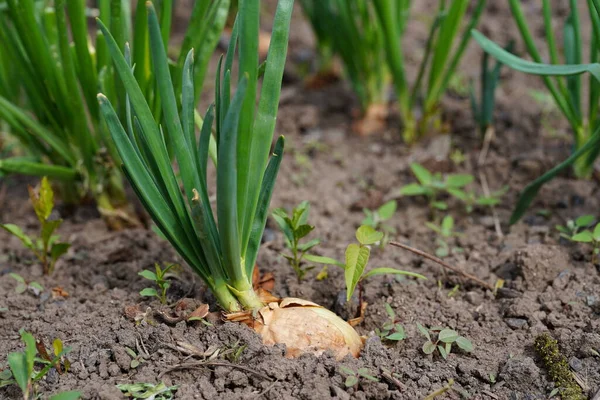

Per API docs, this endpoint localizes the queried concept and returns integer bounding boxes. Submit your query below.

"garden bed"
[1,1,600,399]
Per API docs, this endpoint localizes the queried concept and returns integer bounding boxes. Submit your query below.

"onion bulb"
[227,297,364,360]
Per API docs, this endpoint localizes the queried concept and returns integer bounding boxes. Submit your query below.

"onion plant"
[472,0,600,223]
[299,0,391,115]
[374,0,486,143]
[99,0,363,360]
[0,0,229,228]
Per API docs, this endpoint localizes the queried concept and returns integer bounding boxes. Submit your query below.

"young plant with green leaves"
[470,41,513,136]
[272,201,322,280]
[311,226,427,302]
[340,366,379,388]
[1,331,80,400]
[0,177,70,275]
[374,0,487,142]
[116,382,178,400]
[473,1,600,223]
[362,200,397,247]
[417,323,473,360]
[8,274,44,297]
[447,186,507,214]
[139,263,177,304]
[563,220,600,263]
[375,303,406,342]
[98,0,363,359]
[425,215,462,258]
[556,215,595,239]
[0,0,229,229]
[397,163,474,211]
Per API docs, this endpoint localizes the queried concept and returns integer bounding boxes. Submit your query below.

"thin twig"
[254,380,279,398]
[159,361,273,381]
[478,125,495,166]
[591,387,600,400]
[389,241,494,291]
[478,171,504,239]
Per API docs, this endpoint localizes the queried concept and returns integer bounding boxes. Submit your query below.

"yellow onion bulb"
[253,298,364,360]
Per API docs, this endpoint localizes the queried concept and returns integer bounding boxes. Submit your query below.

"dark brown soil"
[1,1,600,399]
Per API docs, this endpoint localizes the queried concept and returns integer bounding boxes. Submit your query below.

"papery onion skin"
[253,298,364,360]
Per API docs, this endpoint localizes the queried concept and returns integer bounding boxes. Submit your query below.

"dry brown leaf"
[188,304,209,320]
[51,287,69,299]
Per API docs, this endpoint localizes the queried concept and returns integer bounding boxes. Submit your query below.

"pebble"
[504,318,528,330]
[496,288,522,299]
[569,357,583,372]
[465,291,483,306]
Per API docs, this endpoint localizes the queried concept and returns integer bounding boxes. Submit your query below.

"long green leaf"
[245,136,285,275]
[218,76,248,284]
[241,0,294,258]
[472,30,600,82]
[510,125,600,224]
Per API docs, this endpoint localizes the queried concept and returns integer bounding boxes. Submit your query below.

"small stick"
[389,241,494,291]
[254,380,279,398]
[591,387,600,400]
[478,171,504,239]
[478,125,495,166]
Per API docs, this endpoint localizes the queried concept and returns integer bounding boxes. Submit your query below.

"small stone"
[332,386,351,400]
[552,271,570,290]
[108,363,121,377]
[479,216,495,228]
[465,291,483,306]
[504,318,528,330]
[496,288,522,299]
[569,357,583,372]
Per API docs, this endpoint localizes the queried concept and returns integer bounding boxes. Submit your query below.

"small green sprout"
[272,201,322,281]
[1,331,79,400]
[309,226,427,302]
[447,186,508,214]
[470,41,513,136]
[8,273,44,296]
[116,382,178,400]
[362,200,397,247]
[417,323,473,360]
[398,164,473,211]
[556,215,595,239]
[0,177,70,275]
[125,347,145,369]
[339,366,379,387]
[375,303,406,342]
[138,263,178,304]
[425,216,462,258]
[566,221,600,264]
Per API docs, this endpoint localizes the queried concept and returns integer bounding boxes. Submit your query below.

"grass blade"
[510,125,600,224]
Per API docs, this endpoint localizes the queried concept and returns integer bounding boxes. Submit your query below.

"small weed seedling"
[425,216,463,258]
[566,221,600,264]
[116,382,178,400]
[1,330,79,400]
[309,226,426,302]
[398,164,473,211]
[139,264,178,304]
[362,200,397,247]
[125,347,145,369]
[9,273,44,296]
[0,178,70,275]
[447,186,508,214]
[339,366,379,387]
[556,215,595,239]
[375,303,406,342]
[272,201,322,280]
[417,323,473,360]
